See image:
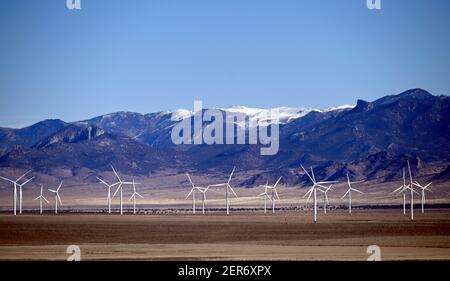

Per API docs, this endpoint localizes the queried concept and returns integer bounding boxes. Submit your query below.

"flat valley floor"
[1,209,450,260]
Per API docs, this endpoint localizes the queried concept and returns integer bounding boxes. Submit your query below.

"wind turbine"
[185,173,209,214]
[413,181,432,214]
[341,173,363,214]
[301,165,337,222]
[321,185,333,214]
[17,175,34,214]
[97,176,119,214]
[391,168,409,215]
[407,160,418,221]
[208,167,238,215]
[34,184,49,214]
[110,165,134,215]
[128,179,144,214]
[258,177,282,214]
[0,170,32,215]
[257,181,271,214]
[48,182,63,214]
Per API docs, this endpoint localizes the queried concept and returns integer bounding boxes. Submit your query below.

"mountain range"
[0,88,449,187]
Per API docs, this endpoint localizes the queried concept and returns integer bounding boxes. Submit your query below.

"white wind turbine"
[321,185,333,214]
[48,182,63,214]
[34,184,49,214]
[391,168,410,215]
[258,177,282,214]
[0,170,33,215]
[185,173,209,214]
[97,176,119,214]
[128,179,144,214]
[208,167,238,215]
[110,165,134,215]
[257,181,271,214]
[301,165,337,222]
[341,173,363,214]
[407,160,419,221]
[413,181,432,214]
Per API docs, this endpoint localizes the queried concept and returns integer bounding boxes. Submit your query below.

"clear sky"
[0,0,449,128]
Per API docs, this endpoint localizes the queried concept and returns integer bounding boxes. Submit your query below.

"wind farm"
[0,160,449,261]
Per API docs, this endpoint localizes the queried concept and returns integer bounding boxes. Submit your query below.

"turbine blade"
[228,184,238,198]
[300,164,314,183]
[0,176,15,184]
[42,196,49,204]
[48,189,57,193]
[228,167,236,184]
[317,180,338,184]
[16,170,31,182]
[20,176,34,186]
[136,192,144,199]
[391,185,405,194]
[208,183,226,187]
[186,173,195,188]
[112,184,121,198]
[273,176,282,188]
[57,194,62,205]
[304,187,313,198]
[57,181,62,191]
[97,176,109,186]
[407,160,413,183]
[185,188,194,200]
[341,189,350,199]
[310,167,316,182]
[110,165,121,181]
[351,188,363,194]
[274,188,280,200]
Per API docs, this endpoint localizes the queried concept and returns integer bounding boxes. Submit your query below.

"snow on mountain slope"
[168,105,354,126]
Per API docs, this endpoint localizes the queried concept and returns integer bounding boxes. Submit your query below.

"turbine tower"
[257,180,271,214]
[97,176,119,213]
[185,173,209,214]
[407,160,417,221]
[258,177,282,214]
[128,179,144,214]
[301,165,337,223]
[391,168,409,214]
[413,181,432,214]
[321,185,333,214]
[34,184,49,214]
[17,175,34,214]
[48,181,63,214]
[0,170,33,215]
[341,173,363,214]
[110,165,134,215]
[208,167,238,215]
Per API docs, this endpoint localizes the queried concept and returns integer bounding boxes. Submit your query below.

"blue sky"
[0,0,449,128]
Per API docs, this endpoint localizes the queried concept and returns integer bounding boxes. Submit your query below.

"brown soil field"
[1,209,450,260]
